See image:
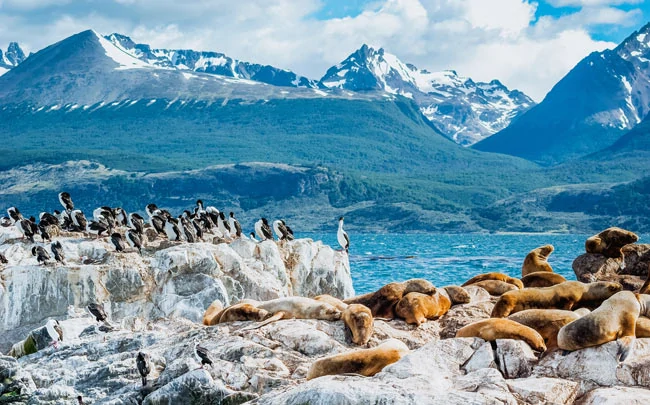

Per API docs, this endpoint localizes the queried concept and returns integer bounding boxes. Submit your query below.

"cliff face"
[0,228,353,352]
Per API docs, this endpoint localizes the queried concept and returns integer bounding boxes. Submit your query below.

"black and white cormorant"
[193,339,213,369]
[32,246,50,264]
[126,229,143,254]
[58,192,74,212]
[51,241,66,264]
[337,216,350,253]
[228,212,242,238]
[255,218,273,241]
[87,302,108,323]
[111,233,126,252]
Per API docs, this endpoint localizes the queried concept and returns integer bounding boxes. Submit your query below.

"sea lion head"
[584,281,623,301]
[343,304,374,346]
[605,227,639,246]
[318,303,342,321]
[538,245,554,258]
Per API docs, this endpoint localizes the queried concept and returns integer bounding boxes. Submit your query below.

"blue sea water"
[300,233,648,295]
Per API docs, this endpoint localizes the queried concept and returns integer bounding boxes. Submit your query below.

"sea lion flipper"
[617,336,635,362]
[240,311,286,331]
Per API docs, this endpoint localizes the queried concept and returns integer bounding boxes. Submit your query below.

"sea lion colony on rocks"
[2,221,650,403]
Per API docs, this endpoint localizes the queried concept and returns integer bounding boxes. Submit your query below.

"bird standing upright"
[337,216,350,253]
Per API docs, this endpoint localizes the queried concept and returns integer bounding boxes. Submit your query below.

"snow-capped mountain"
[0,42,26,75]
[105,33,319,89]
[475,22,650,164]
[319,44,535,145]
[0,30,374,108]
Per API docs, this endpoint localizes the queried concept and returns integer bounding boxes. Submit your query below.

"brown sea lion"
[456,318,546,352]
[508,309,583,351]
[343,279,436,318]
[306,339,409,380]
[491,281,622,318]
[395,291,451,326]
[639,265,650,295]
[342,304,374,345]
[462,272,524,290]
[585,227,638,259]
[522,245,554,277]
[441,285,471,305]
[521,272,567,288]
[202,300,225,326]
[557,291,641,361]
[471,280,518,296]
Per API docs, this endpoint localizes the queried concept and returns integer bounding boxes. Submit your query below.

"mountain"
[318,44,535,145]
[0,30,362,107]
[474,22,650,164]
[104,33,319,89]
[0,42,26,75]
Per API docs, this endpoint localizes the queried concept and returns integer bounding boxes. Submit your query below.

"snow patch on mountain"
[94,31,150,70]
[319,45,534,145]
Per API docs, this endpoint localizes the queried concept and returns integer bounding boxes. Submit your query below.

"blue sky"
[0,0,647,100]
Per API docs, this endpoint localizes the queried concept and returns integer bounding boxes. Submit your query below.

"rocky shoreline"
[2,226,650,404]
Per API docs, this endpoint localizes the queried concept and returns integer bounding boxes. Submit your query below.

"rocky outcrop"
[573,244,650,290]
[0,229,352,353]
[4,227,650,404]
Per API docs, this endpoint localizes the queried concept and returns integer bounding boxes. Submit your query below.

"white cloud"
[547,0,642,6]
[0,0,644,100]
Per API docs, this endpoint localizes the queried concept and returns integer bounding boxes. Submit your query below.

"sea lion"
[202,300,224,326]
[462,272,524,290]
[471,280,518,296]
[344,279,437,318]
[218,303,271,324]
[522,245,554,277]
[491,281,622,318]
[557,291,641,361]
[394,291,451,326]
[456,318,546,352]
[441,285,471,305]
[342,304,374,345]
[585,227,638,259]
[306,339,409,380]
[521,272,567,288]
[240,297,342,330]
[639,265,650,294]
[508,309,583,351]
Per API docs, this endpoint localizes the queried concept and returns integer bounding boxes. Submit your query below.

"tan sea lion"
[395,291,451,326]
[508,309,583,351]
[585,227,638,259]
[491,281,622,318]
[639,265,650,294]
[441,285,471,305]
[240,297,342,331]
[557,291,641,361]
[218,303,271,324]
[456,318,546,352]
[471,280,518,296]
[306,339,409,380]
[522,245,554,277]
[521,272,567,288]
[462,272,524,290]
[342,304,374,345]
[202,300,225,326]
[344,279,436,318]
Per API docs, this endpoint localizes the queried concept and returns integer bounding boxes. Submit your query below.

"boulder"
[578,386,650,404]
[506,377,579,404]
[573,244,650,290]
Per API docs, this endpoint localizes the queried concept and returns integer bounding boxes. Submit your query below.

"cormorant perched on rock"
[229,212,242,238]
[0,252,7,264]
[338,216,350,253]
[136,352,151,386]
[255,218,273,241]
[58,192,74,211]
[51,241,66,264]
[87,303,108,323]
[111,233,126,252]
[71,210,88,232]
[7,207,23,223]
[193,339,213,369]
[32,246,50,264]
[17,218,35,242]
[126,229,143,254]
[128,213,145,235]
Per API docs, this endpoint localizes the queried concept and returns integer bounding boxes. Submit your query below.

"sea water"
[301,233,648,295]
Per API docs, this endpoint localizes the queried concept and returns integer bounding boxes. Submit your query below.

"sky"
[0,0,647,101]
